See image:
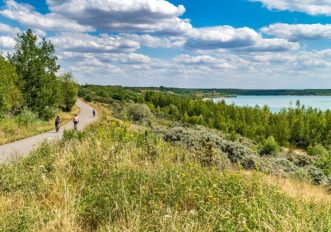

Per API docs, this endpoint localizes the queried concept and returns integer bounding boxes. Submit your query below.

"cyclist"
[73,114,79,130]
[55,115,60,132]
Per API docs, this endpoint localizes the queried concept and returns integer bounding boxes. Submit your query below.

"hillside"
[0,102,330,231]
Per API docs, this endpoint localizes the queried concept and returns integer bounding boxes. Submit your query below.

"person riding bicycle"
[55,116,61,132]
[73,114,79,130]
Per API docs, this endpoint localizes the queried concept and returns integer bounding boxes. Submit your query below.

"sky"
[1,1,331,88]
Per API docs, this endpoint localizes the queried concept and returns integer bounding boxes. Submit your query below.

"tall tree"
[0,56,22,113]
[10,29,61,119]
[59,72,78,112]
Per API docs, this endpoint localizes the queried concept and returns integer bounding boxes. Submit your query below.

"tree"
[0,56,22,113]
[10,29,61,119]
[60,72,78,112]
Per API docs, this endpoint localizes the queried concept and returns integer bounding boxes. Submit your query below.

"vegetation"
[0,29,78,119]
[0,106,79,145]
[79,85,331,182]
[0,103,330,231]
[80,85,331,98]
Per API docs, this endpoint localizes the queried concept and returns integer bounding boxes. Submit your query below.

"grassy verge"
[0,106,80,145]
[0,103,330,231]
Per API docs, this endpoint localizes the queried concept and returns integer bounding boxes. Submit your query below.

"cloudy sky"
[1,0,331,88]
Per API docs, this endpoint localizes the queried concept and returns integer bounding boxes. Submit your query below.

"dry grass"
[243,170,331,204]
[265,174,331,203]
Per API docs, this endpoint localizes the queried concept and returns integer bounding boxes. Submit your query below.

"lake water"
[212,96,331,112]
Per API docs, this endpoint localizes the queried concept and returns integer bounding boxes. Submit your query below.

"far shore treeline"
[0,29,78,120]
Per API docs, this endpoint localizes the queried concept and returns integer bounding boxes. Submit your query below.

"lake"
[212,96,331,112]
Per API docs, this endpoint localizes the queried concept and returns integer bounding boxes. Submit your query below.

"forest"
[0,29,78,120]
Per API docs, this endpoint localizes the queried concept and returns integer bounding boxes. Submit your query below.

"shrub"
[260,136,279,155]
[84,95,92,102]
[126,103,154,122]
[15,110,39,127]
[307,144,328,157]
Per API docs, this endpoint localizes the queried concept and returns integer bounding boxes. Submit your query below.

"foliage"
[59,72,78,112]
[0,29,78,121]
[260,136,279,155]
[126,103,154,122]
[308,144,329,157]
[0,56,22,113]
[9,29,61,119]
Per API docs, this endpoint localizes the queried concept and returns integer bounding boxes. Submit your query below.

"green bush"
[260,136,279,155]
[126,103,154,122]
[14,110,39,127]
[307,144,328,157]
[84,95,92,102]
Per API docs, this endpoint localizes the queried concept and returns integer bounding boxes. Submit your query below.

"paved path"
[0,99,98,164]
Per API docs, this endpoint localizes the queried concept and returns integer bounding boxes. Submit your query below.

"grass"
[0,103,330,231]
[0,106,80,145]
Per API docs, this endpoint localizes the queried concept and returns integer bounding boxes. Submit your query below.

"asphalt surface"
[0,99,98,164]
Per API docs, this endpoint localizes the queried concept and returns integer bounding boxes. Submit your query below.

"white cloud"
[49,33,140,53]
[0,35,16,50]
[250,0,331,16]
[46,0,191,34]
[0,0,94,33]
[184,26,299,52]
[0,22,20,35]
[242,38,299,52]
[121,34,186,48]
[186,26,259,49]
[261,23,331,41]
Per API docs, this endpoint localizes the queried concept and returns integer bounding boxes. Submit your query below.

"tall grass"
[0,105,330,231]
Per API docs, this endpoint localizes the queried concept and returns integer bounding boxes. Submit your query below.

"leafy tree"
[9,29,61,119]
[59,72,78,112]
[0,56,22,113]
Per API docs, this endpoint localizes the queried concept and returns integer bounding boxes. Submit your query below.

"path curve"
[0,99,98,164]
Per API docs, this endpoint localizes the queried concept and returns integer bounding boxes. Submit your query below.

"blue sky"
[1,0,331,88]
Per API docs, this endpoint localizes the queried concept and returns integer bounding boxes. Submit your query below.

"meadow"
[0,102,330,231]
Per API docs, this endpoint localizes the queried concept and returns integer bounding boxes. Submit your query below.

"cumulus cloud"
[261,23,331,41]
[250,0,331,16]
[46,0,191,34]
[185,26,259,49]
[0,0,94,33]
[0,35,16,50]
[184,26,299,52]
[0,22,20,35]
[49,33,140,53]
[241,38,300,52]
[121,34,186,48]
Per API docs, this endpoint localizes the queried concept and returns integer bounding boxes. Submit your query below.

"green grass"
[0,104,330,231]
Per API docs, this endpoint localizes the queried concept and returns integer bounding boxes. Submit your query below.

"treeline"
[135,87,331,97]
[0,30,78,120]
[80,85,331,99]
